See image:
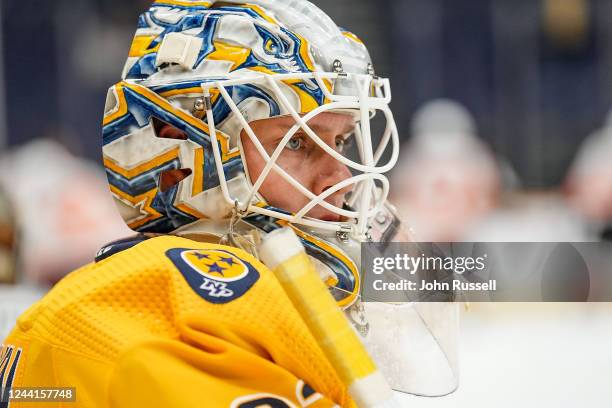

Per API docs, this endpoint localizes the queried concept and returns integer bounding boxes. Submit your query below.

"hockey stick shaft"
[259,228,398,408]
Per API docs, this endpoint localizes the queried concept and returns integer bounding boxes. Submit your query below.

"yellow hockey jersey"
[1,235,354,407]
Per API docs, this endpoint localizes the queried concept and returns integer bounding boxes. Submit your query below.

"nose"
[311,152,353,200]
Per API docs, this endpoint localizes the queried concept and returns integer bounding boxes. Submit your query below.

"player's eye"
[285,136,304,151]
[152,117,188,140]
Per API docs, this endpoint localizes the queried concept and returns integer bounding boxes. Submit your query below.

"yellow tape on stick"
[259,228,399,408]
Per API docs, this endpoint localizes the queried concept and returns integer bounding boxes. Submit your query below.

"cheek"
[277,153,313,185]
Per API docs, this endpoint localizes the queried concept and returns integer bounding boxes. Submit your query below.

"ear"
[151,117,191,191]
[159,169,192,192]
[152,117,188,140]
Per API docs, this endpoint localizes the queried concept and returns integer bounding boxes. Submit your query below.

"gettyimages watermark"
[361,242,612,302]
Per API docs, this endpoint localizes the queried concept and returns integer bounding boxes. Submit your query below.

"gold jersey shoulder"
[3,236,352,407]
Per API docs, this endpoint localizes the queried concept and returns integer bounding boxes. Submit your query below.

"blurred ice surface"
[394,304,612,408]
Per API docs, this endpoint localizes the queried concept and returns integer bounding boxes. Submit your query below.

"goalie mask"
[104,0,398,234]
[103,0,458,397]
[103,0,400,305]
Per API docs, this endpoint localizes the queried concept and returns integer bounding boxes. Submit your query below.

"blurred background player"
[0,139,132,285]
[390,99,593,243]
[0,180,45,340]
[390,99,503,242]
[0,182,16,285]
[564,112,612,241]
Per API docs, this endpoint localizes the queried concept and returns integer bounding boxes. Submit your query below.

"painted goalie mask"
[103,0,401,305]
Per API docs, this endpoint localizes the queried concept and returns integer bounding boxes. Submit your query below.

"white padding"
[156,32,203,69]
[258,227,304,270]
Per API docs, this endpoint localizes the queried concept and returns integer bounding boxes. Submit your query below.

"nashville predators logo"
[166,248,259,304]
